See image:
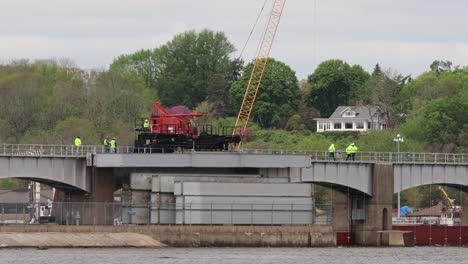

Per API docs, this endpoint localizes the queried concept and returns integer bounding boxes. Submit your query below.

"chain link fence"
[0,202,333,226]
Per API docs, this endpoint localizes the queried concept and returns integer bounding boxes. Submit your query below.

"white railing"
[0,143,467,164]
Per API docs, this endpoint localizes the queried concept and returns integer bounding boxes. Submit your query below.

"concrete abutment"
[52,168,116,225]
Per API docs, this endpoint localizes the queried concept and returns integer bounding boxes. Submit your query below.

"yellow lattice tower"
[234,0,286,149]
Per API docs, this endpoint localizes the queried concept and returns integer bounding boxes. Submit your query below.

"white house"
[314,105,388,132]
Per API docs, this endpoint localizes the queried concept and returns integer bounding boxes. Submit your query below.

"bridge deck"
[1,144,467,165]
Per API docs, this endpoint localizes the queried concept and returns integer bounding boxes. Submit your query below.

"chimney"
[356,100,364,107]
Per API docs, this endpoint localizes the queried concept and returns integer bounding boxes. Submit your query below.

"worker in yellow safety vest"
[328,143,336,161]
[345,143,358,161]
[143,119,149,131]
[103,137,110,153]
[110,137,117,153]
[74,136,82,155]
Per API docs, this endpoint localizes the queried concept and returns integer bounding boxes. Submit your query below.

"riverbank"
[0,225,336,247]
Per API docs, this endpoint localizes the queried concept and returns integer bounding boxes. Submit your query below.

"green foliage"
[399,69,468,151]
[0,59,148,146]
[355,67,407,128]
[111,49,159,91]
[0,179,29,189]
[110,30,239,112]
[430,60,453,73]
[243,128,423,153]
[284,114,302,131]
[306,60,369,117]
[155,30,236,108]
[229,58,301,128]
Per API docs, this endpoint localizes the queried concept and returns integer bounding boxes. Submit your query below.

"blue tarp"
[400,206,410,214]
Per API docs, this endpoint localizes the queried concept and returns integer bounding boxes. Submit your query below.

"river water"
[0,247,467,264]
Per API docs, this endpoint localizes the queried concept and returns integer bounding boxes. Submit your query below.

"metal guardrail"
[0,143,467,164]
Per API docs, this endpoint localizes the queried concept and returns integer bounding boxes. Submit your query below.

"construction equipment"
[438,186,455,207]
[233,0,287,148]
[134,102,241,152]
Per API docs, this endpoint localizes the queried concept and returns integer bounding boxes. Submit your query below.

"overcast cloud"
[1,0,467,79]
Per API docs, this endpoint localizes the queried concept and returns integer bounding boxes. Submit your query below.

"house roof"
[408,202,443,217]
[329,105,380,119]
[0,189,54,203]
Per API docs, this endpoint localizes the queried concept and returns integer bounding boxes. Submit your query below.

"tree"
[356,67,408,128]
[430,60,453,74]
[372,63,382,76]
[418,97,468,144]
[306,60,369,117]
[206,58,244,117]
[155,30,236,108]
[229,58,301,128]
[110,49,159,91]
[0,72,47,142]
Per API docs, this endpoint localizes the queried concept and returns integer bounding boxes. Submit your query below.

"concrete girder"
[0,156,89,192]
[301,162,373,196]
[394,164,468,193]
[93,153,311,168]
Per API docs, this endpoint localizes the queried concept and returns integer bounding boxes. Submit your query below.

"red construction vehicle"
[134,102,241,152]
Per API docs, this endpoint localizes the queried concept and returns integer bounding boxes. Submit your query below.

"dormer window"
[343,110,355,117]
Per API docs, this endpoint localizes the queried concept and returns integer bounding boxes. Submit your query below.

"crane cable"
[236,0,270,60]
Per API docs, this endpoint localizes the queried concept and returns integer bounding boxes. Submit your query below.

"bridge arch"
[394,164,468,193]
[300,162,373,196]
[0,156,89,192]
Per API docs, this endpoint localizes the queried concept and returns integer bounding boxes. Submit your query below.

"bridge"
[1,143,468,245]
[1,144,466,193]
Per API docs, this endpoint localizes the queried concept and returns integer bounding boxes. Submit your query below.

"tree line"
[0,29,467,153]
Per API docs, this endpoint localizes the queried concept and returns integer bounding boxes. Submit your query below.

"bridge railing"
[243,149,468,164]
[1,143,467,164]
[0,144,101,157]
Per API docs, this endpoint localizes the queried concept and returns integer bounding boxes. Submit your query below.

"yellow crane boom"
[234,0,286,148]
[438,186,454,207]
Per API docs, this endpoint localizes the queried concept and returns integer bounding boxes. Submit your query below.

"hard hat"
[113,137,116,139]
[351,143,355,145]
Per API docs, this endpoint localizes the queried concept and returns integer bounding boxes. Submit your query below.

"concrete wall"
[174,182,312,197]
[123,173,313,225]
[0,225,336,247]
[173,182,314,225]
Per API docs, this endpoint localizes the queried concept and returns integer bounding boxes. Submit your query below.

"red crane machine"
[134,102,241,152]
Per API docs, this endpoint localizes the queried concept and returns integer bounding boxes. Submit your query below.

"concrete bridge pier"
[462,193,468,226]
[352,163,393,246]
[53,168,116,225]
[332,190,352,245]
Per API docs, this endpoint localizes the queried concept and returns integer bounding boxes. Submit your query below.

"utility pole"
[393,134,404,218]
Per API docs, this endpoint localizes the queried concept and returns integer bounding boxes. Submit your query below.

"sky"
[1,0,467,79]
